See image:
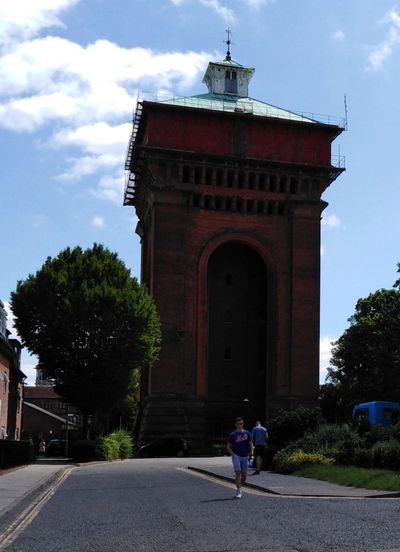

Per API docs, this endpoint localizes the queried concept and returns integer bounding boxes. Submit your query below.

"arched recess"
[196,232,276,418]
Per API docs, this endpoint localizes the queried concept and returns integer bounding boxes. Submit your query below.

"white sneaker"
[235,489,242,499]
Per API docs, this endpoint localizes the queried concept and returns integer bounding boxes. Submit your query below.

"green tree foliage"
[319,382,347,424]
[267,406,322,449]
[326,265,400,409]
[11,244,161,431]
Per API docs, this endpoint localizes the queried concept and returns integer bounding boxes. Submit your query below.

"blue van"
[352,401,400,426]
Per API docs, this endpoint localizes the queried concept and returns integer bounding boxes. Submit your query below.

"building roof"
[210,57,245,68]
[24,386,60,399]
[24,401,78,427]
[160,93,318,124]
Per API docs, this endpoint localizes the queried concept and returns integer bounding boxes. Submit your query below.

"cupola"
[202,36,255,97]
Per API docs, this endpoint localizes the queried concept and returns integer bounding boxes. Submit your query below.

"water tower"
[124,46,344,449]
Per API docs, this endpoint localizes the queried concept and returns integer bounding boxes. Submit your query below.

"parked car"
[45,439,66,457]
[138,437,190,458]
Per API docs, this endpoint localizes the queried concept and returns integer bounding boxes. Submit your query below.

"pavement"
[187,456,400,498]
[0,456,399,525]
[0,458,74,526]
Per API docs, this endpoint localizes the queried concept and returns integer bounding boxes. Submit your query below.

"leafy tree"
[11,244,161,435]
[326,265,400,410]
[319,382,347,424]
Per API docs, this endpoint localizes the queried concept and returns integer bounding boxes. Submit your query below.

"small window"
[225,70,238,94]
[225,273,233,285]
[182,166,191,183]
[224,346,232,360]
[224,310,233,323]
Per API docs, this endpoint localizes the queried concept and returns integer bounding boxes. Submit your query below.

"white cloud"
[3,301,38,384]
[0,0,79,47]
[368,7,400,70]
[171,0,274,12]
[332,30,345,41]
[0,36,209,182]
[0,6,210,201]
[58,154,122,181]
[90,174,124,204]
[54,122,131,180]
[242,0,275,7]
[320,335,336,384]
[199,0,236,25]
[4,302,16,338]
[0,38,210,132]
[20,353,38,385]
[91,215,105,228]
[0,92,78,132]
[322,213,340,228]
[53,122,131,155]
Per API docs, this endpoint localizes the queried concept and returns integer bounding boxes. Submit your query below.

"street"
[2,458,400,552]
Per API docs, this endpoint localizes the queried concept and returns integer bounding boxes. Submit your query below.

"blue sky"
[1,0,399,384]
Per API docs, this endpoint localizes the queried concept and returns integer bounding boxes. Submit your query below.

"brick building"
[0,300,24,440]
[124,51,344,449]
[23,385,81,445]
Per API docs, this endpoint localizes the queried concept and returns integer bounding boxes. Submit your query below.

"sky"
[1,0,399,385]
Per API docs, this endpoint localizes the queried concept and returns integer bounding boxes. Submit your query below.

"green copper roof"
[209,58,245,68]
[160,93,318,124]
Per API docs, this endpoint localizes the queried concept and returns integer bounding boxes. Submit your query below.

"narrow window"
[182,166,191,183]
[224,309,233,323]
[224,346,232,360]
[225,70,238,94]
[225,272,233,285]
[194,167,202,185]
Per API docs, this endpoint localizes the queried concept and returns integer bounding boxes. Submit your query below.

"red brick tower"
[124,51,344,449]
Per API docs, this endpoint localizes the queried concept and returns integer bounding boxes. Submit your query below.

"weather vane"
[224,28,232,61]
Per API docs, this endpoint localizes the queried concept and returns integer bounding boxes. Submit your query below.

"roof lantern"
[202,30,255,97]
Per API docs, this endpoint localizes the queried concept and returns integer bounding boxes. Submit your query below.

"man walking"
[227,417,254,498]
[251,420,268,474]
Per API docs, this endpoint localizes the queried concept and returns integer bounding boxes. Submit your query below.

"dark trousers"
[254,445,265,470]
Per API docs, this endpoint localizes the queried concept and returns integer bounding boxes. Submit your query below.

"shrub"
[112,430,133,460]
[97,435,119,461]
[273,446,334,474]
[272,443,299,473]
[363,423,400,447]
[303,423,362,449]
[262,444,278,469]
[285,449,335,471]
[353,448,374,468]
[295,424,363,466]
[372,440,400,470]
[96,430,134,461]
[267,407,323,449]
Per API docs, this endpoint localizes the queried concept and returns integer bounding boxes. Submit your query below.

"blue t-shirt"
[228,430,252,457]
[252,425,268,446]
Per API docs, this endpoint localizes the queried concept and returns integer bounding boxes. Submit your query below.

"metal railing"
[133,90,346,129]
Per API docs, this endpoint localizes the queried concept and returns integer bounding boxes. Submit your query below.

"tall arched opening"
[207,242,268,433]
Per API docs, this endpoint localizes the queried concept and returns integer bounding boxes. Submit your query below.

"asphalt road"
[3,458,400,552]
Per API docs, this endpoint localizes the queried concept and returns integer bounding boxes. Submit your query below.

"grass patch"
[293,464,400,492]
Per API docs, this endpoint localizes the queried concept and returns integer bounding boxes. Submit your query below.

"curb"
[187,466,282,495]
[0,467,70,526]
[187,466,400,499]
